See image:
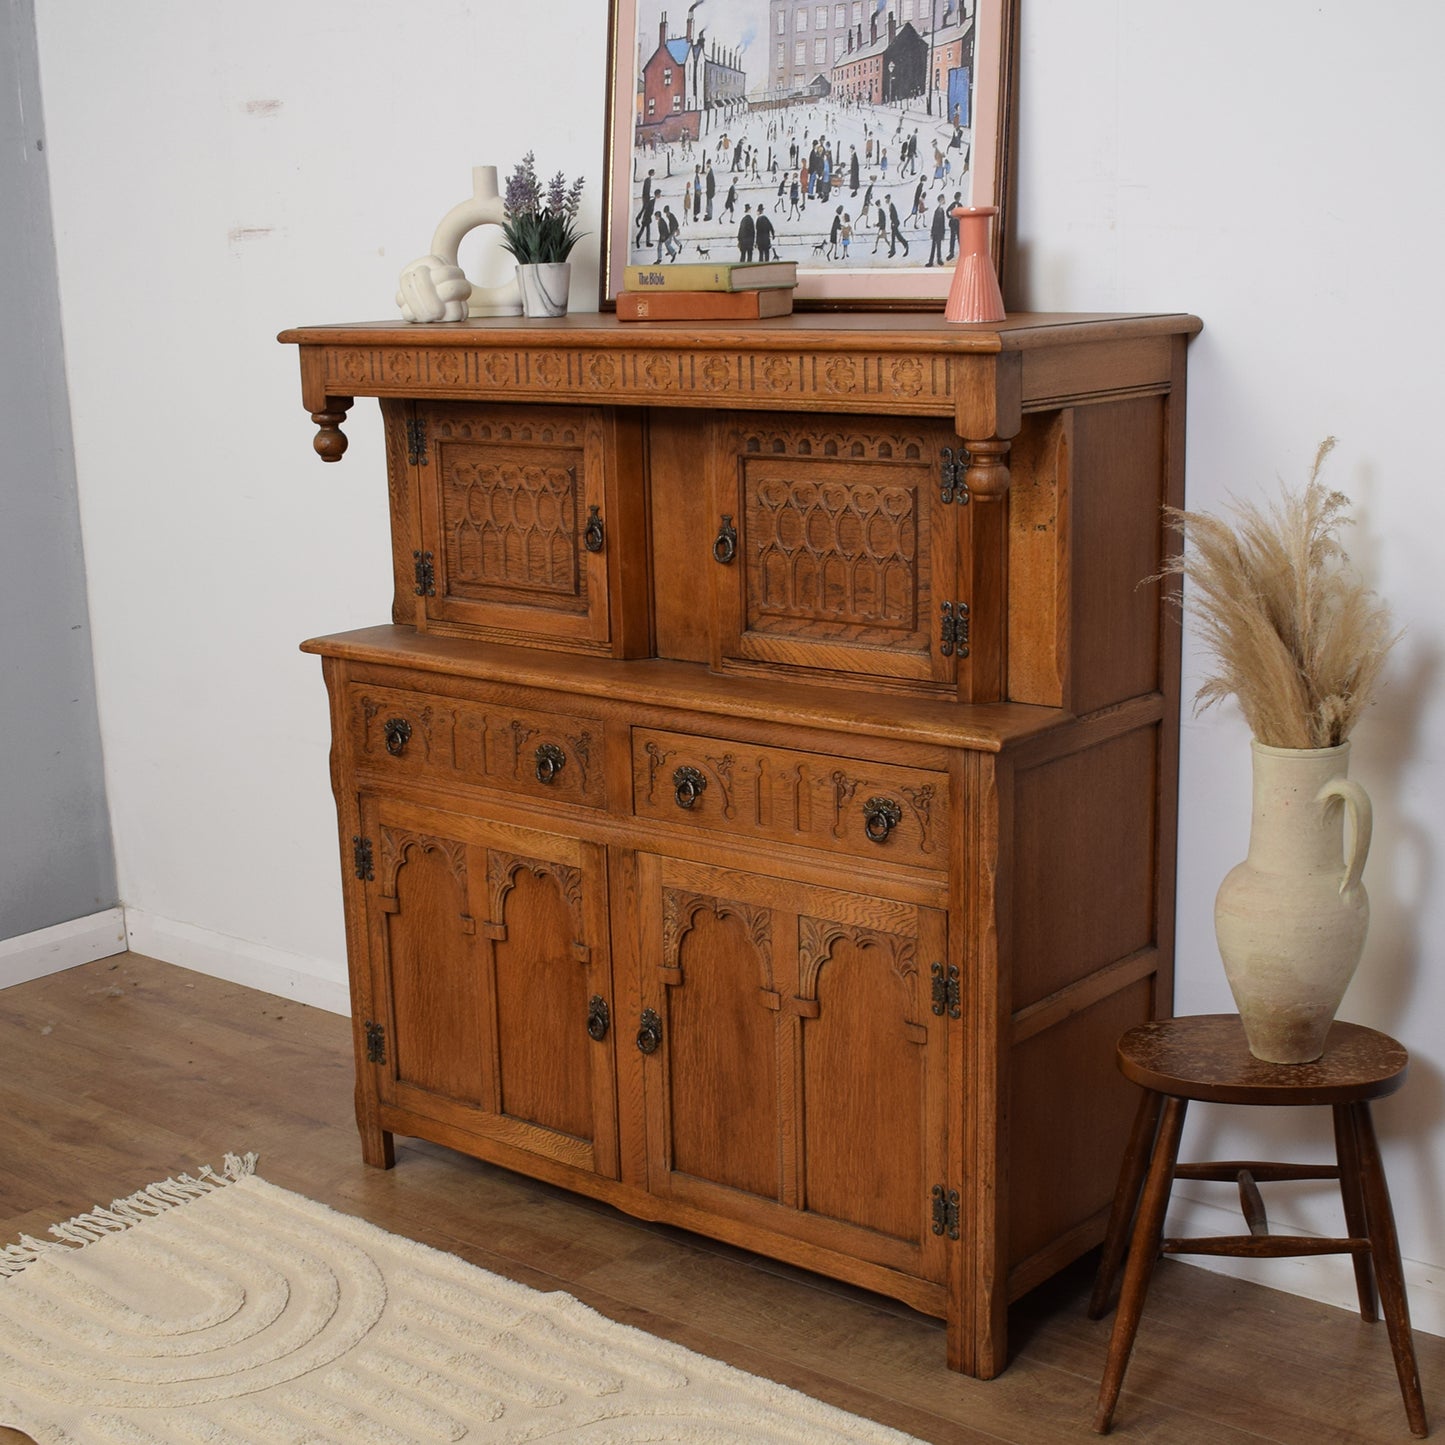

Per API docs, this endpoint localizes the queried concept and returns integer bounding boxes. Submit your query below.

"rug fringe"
[0,1151,258,1279]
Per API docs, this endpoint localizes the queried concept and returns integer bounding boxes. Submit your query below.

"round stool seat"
[1117,1013,1408,1107]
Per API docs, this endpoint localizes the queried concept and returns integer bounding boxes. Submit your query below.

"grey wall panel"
[0,0,118,938]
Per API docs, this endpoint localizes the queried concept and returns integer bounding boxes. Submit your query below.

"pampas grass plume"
[1159,438,1396,749]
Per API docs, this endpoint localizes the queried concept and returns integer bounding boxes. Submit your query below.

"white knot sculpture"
[396,256,472,323]
[395,165,523,322]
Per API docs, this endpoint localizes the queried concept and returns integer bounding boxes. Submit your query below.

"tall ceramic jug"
[1214,740,1372,1063]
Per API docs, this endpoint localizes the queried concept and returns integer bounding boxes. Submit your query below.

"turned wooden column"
[955,351,1021,704]
[959,437,1011,703]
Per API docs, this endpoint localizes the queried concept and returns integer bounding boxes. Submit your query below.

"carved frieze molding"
[319,345,960,414]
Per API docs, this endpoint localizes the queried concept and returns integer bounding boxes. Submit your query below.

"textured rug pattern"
[0,1156,923,1443]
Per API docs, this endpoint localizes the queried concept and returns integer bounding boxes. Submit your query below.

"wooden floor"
[1,954,1438,1444]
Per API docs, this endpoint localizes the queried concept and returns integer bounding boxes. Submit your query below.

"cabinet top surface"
[278,309,1200,427]
[279,310,1201,354]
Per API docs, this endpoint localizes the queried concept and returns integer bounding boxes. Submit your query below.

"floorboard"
[1,954,1438,1443]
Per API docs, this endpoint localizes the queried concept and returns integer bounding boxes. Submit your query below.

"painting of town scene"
[606,0,1005,302]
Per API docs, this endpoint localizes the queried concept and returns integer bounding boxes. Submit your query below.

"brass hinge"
[352,835,374,881]
[930,961,961,1019]
[932,1184,961,1240]
[940,601,970,658]
[413,549,436,597]
[939,446,970,505]
[363,1019,387,1064]
[406,417,428,466]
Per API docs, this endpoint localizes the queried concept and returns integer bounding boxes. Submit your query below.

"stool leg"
[1089,1088,1164,1319]
[1093,1094,1187,1434]
[1351,1102,1428,1439]
[1332,1101,1377,1322]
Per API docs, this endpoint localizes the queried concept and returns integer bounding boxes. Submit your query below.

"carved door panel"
[636,853,950,1282]
[360,794,618,1178]
[412,402,612,648]
[708,414,967,688]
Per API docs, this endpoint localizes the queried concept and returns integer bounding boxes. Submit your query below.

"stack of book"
[615,261,798,321]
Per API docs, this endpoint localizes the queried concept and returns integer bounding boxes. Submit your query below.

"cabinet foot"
[360,1126,395,1169]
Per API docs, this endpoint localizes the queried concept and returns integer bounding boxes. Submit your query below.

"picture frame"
[601,0,1018,310]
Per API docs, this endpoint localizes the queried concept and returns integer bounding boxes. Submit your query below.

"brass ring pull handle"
[383,718,412,756]
[583,505,605,553]
[713,515,738,564]
[673,765,707,810]
[587,995,610,1041]
[636,1007,663,1055]
[535,743,567,785]
[863,796,903,843]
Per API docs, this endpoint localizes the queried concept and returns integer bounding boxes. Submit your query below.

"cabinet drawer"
[631,727,947,867]
[346,684,605,808]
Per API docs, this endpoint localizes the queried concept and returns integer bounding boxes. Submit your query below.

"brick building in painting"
[637,7,746,144]
[773,1,973,110]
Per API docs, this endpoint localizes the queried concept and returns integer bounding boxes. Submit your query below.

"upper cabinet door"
[404,403,616,650]
[708,413,967,690]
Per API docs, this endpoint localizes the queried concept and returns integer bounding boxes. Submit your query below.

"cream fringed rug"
[0,1155,925,1444]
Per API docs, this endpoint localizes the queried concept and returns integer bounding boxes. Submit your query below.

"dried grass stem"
[1159,438,1396,749]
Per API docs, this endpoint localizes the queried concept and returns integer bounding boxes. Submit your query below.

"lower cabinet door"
[636,852,950,1283]
[359,794,619,1178]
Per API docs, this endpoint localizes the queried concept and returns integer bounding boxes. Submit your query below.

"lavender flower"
[501,153,587,264]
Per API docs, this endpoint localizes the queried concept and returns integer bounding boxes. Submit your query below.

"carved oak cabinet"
[281,310,1200,1378]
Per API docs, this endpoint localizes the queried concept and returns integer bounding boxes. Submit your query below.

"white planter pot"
[516,262,571,318]
[1214,740,1373,1063]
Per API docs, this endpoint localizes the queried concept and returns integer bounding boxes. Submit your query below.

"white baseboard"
[1167,1191,1444,1340]
[122,910,351,1017]
[0,907,127,988]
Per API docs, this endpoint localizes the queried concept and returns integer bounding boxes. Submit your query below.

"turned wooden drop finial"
[963,438,1011,499]
[310,399,353,462]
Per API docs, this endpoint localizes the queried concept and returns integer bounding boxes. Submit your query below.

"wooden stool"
[1089,1014,1427,1437]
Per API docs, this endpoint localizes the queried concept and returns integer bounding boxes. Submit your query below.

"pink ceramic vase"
[945,205,1005,324]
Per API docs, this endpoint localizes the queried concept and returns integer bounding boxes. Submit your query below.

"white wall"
[34,0,1445,1331]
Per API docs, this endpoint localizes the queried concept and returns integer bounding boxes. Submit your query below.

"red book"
[615,287,795,321]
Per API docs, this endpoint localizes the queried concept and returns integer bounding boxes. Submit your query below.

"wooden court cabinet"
[281,309,1199,1377]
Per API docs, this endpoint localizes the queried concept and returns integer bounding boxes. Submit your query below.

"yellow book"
[621,261,798,292]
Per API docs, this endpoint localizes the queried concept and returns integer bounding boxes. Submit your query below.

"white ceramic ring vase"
[1214,740,1373,1064]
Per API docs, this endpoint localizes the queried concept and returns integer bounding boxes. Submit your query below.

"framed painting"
[601,0,1017,309]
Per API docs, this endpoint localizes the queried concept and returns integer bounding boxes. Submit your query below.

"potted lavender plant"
[501,152,586,318]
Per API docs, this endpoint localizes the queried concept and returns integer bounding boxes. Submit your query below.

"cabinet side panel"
[1005,411,1070,708]
[1007,978,1149,1275]
[1010,726,1159,1012]
[1069,396,1167,715]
